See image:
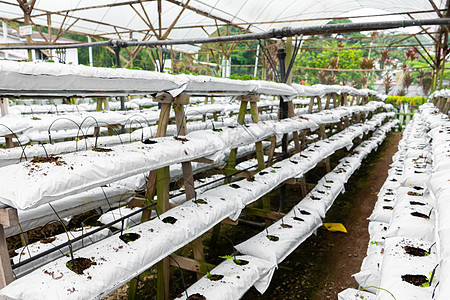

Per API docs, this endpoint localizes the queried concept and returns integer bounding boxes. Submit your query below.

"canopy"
[0,0,447,52]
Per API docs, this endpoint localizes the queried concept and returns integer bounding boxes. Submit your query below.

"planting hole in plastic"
[266,235,279,242]
[119,233,141,243]
[142,139,157,144]
[401,274,428,286]
[229,183,240,189]
[186,293,206,300]
[411,212,429,220]
[281,224,292,228]
[66,257,96,275]
[206,274,224,281]
[403,246,429,257]
[163,216,178,224]
[92,147,113,152]
[193,198,207,204]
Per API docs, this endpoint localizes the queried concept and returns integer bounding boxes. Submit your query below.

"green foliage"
[385,96,426,107]
[229,74,260,80]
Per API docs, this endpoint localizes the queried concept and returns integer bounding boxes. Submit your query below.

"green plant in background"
[385,96,426,107]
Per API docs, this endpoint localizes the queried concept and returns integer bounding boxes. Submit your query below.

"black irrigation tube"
[11,202,157,270]
[1,18,449,50]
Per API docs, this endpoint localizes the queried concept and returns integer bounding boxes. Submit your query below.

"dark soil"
[8,249,18,258]
[173,136,189,142]
[229,184,240,189]
[40,236,56,244]
[411,211,430,220]
[266,235,279,242]
[92,147,113,152]
[31,155,65,165]
[119,233,141,243]
[207,274,224,281]
[281,224,293,229]
[407,191,423,197]
[403,246,429,257]
[410,201,426,206]
[234,259,249,266]
[66,257,96,275]
[142,139,157,144]
[401,274,428,286]
[162,216,177,224]
[186,293,206,300]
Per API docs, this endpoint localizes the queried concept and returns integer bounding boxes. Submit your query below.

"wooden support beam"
[265,136,277,166]
[190,157,214,164]
[156,166,170,300]
[236,94,260,103]
[287,100,301,153]
[242,207,286,221]
[0,98,13,148]
[169,254,215,275]
[0,208,19,227]
[0,225,13,289]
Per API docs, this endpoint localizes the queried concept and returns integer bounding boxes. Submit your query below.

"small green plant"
[193,198,207,204]
[219,255,249,265]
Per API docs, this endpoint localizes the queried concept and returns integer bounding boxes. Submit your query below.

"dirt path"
[312,132,402,299]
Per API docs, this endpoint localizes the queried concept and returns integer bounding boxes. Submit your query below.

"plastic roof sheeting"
[0,0,447,52]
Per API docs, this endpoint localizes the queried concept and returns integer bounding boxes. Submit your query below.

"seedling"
[266,235,279,242]
[219,255,249,266]
[401,274,431,287]
[407,191,423,197]
[205,272,224,281]
[193,198,207,204]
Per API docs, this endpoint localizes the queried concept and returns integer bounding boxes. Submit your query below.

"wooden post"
[156,166,170,300]
[173,95,205,280]
[325,94,331,109]
[0,208,19,289]
[224,100,248,177]
[287,101,301,153]
[0,98,13,148]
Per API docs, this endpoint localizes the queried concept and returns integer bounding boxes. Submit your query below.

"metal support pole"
[277,46,288,212]
[113,45,126,112]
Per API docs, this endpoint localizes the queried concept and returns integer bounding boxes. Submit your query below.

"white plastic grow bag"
[176,255,276,299]
[235,207,322,265]
[376,237,438,300]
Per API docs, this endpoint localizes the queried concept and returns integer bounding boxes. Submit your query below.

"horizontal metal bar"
[12,201,157,270]
[0,18,449,50]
